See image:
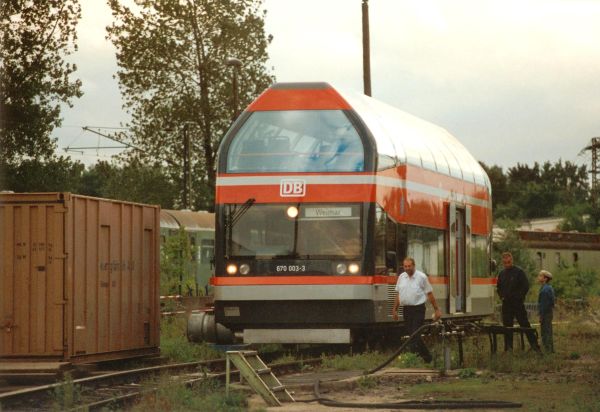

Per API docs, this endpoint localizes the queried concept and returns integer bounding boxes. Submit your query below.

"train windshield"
[226,110,365,173]
[225,203,362,258]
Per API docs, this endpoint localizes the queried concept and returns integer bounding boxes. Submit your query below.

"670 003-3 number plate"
[276,265,306,272]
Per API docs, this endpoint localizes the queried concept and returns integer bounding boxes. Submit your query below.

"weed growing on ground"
[132,374,246,412]
[321,351,391,371]
[357,375,378,391]
[458,367,477,379]
[51,372,81,411]
[271,353,296,364]
[393,352,425,368]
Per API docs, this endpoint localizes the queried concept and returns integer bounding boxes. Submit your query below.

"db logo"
[280,179,306,197]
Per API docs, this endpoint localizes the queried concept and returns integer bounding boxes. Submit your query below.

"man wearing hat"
[538,270,555,353]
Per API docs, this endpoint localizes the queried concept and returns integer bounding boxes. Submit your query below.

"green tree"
[0,0,82,163]
[160,227,196,296]
[479,162,508,210]
[0,156,84,192]
[493,221,537,298]
[485,160,593,225]
[106,0,274,210]
[552,266,599,299]
[78,161,117,198]
[93,160,178,209]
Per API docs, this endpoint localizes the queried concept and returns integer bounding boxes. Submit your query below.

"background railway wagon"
[0,193,160,363]
[159,209,215,296]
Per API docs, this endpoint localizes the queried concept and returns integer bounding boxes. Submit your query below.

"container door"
[0,202,65,357]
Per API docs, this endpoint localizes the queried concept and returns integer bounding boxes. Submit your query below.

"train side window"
[375,205,405,274]
[536,251,543,269]
[200,239,214,264]
[472,235,490,277]
[374,205,386,271]
[190,236,197,261]
[407,226,445,276]
[385,215,398,273]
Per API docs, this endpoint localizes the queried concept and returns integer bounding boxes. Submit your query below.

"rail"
[0,354,322,411]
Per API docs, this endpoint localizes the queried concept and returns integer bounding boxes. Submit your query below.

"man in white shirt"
[391,257,442,363]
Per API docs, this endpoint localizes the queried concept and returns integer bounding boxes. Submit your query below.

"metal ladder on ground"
[226,350,295,406]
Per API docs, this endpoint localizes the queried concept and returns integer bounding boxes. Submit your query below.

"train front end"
[212,83,380,344]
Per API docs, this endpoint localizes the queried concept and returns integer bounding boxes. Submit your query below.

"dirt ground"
[248,368,468,412]
[245,310,600,412]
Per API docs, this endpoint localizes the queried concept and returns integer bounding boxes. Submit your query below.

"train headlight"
[336,263,347,275]
[226,264,238,275]
[286,206,299,219]
[348,263,360,274]
[239,264,250,275]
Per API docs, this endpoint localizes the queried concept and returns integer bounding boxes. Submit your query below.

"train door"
[448,203,472,313]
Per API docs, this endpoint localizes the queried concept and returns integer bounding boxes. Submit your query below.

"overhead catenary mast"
[581,137,600,206]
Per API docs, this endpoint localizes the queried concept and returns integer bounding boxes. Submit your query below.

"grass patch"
[320,351,391,371]
[405,375,600,411]
[131,375,246,412]
[321,350,429,372]
[357,375,378,391]
[160,317,221,362]
[51,373,82,411]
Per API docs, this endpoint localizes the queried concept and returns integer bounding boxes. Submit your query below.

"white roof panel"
[338,89,488,190]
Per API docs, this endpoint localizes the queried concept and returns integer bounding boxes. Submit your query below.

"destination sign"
[304,207,352,218]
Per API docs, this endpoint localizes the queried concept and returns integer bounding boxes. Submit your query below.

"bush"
[160,317,221,362]
[552,267,599,299]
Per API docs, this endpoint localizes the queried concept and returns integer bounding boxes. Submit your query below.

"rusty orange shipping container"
[0,193,160,362]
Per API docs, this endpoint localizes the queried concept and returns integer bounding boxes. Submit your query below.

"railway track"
[0,356,323,411]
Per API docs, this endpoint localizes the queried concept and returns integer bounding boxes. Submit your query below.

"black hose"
[366,321,440,375]
[313,378,522,409]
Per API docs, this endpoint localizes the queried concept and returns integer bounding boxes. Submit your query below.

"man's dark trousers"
[403,304,432,362]
[501,301,540,351]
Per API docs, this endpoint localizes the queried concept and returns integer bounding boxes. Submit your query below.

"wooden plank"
[98,225,110,352]
[0,205,15,355]
[14,206,31,355]
[85,199,99,354]
[109,203,121,352]
[120,204,132,350]
[72,198,87,355]
[131,206,142,347]
[142,228,152,346]
[48,204,65,355]
[30,206,46,354]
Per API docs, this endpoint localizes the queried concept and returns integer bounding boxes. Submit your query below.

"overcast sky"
[55,0,600,171]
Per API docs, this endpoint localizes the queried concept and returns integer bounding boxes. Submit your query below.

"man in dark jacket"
[496,252,540,352]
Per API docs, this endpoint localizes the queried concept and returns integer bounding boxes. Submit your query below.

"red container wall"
[0,193,160,362]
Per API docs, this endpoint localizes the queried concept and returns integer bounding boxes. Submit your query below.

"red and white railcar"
[211,82,494,344]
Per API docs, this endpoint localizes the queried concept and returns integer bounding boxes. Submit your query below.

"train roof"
[248,82,490,189]
[160,209,180,230]
[162,209,215,231]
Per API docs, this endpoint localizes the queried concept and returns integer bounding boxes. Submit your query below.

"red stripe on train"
[216,183,376,204]
[247,88,351,111]
[211,276,497,286]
